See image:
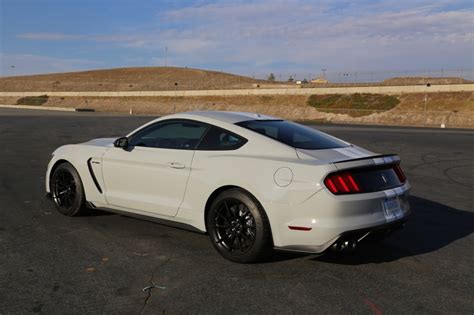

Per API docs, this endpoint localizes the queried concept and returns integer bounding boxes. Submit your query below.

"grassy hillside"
[2,67,471,92]
[0,67,266,91]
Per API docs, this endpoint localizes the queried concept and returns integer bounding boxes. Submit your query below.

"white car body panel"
[101,146,194,217]
[46,111,411,253]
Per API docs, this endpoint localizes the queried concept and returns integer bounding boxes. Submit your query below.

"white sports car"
[46,111,410,263]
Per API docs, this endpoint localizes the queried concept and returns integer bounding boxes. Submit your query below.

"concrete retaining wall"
[0,104,75,111]
[0,84,472,97]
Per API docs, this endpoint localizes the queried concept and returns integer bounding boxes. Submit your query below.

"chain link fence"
[252,68,474,86]
[1,69,473,92]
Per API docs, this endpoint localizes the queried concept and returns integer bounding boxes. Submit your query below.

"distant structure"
[310,77,329,84]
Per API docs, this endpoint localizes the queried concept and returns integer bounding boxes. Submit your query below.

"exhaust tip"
[331,239,357,252]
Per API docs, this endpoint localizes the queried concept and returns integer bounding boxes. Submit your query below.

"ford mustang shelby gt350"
[46,111,410,263]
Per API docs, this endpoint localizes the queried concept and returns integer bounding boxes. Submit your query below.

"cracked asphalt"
[0,108,473,313]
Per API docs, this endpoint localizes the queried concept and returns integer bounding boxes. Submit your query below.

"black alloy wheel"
[213,198,257,253]
[53,169,76,209]
[207,188,273,263]
[50,162,86,216]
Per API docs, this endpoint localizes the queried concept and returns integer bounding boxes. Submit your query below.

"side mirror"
[114,137,129,149]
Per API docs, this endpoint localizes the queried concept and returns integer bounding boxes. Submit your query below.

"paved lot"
[0,108,473,313]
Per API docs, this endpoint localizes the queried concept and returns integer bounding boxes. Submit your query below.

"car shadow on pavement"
[310,195,474,265]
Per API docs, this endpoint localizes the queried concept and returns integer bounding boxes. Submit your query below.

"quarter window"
[197,126,247,151]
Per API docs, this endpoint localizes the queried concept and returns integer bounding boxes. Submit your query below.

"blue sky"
[1,0,473,77]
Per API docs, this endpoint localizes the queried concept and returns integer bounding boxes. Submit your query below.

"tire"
[50,162,86,216]
[206,188,273,263]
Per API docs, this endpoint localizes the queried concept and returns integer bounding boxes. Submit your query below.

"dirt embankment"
[0,67,267,91]
[1,67,471,92]
[1,92,472,128]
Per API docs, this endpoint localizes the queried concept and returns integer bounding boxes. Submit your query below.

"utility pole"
[173,82,178,113]
[165,46,168,67]
[424,93,428,126]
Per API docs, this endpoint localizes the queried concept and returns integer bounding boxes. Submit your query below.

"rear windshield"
[236,120,348,150]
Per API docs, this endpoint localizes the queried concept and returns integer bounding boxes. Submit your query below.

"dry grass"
[397,92,473,112]
[0,67,268,92]
[0,92,472,127]
[25,94,309,114]
[382,77,472,85]
[1,67,471,92]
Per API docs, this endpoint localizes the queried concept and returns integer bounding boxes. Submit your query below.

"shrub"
[307,93,400,117]
[16,95,49,106]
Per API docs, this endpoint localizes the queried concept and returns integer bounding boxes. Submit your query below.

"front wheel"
[50,162,86,216]
[206,189,273,263]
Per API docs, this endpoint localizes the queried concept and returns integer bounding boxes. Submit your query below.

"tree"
[267,73,275,81]
[302,78,309,84]
[288,75,294,83]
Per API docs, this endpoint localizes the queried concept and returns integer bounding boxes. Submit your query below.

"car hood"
[81,137,117,147]
[296,145,376,163]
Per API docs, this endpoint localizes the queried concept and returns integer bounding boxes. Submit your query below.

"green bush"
[16,95,49,106]
[307,93,400,117]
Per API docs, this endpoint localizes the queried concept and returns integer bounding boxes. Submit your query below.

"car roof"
[176,111,280,124]
[126,111,283,138]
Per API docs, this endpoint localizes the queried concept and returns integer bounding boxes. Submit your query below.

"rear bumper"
[264,182,411,253]
[274,217,407,254]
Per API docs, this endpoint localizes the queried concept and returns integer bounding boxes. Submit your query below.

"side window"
[197,126,247,151]
[129,120,208,150]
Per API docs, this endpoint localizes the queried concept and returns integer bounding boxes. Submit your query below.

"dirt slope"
[0,67,265,91]
[383,77,472,85]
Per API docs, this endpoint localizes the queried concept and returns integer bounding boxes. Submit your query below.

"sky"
[0,0,473,77]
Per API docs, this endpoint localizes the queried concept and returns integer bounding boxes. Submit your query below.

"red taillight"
[324,172,361,195]
[346,174,361,192]
[393,164,406,183]
[324,164,407,195]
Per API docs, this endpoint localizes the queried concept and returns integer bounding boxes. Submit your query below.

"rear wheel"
[50,162,86,216]
[207,189,273,263]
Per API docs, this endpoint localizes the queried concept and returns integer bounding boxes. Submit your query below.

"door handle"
[168,162,185,169]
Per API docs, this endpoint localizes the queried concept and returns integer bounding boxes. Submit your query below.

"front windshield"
[236,120,348,150]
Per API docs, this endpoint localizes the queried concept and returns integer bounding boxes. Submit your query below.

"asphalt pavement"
[0,108,473,313]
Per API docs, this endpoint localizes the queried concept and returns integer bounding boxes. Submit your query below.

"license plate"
[383,197,403,221]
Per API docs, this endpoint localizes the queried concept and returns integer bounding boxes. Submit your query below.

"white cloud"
[13,0,474,75]
[18,33,86,41]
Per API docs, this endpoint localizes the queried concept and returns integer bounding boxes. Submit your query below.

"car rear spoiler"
[333,154,401,171]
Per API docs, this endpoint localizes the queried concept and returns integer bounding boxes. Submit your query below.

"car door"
[101,119,208,217]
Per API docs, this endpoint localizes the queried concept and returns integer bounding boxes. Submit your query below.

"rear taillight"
[324,172,360,195]
[324,163,407,195]
[393,164,406,183]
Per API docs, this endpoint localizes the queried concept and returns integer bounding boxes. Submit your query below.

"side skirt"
[89,202,206,234]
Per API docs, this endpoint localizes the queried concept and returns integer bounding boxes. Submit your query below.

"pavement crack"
[138,258,170,315]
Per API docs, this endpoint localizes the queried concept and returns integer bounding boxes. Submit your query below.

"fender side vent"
[87,158,103,194]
